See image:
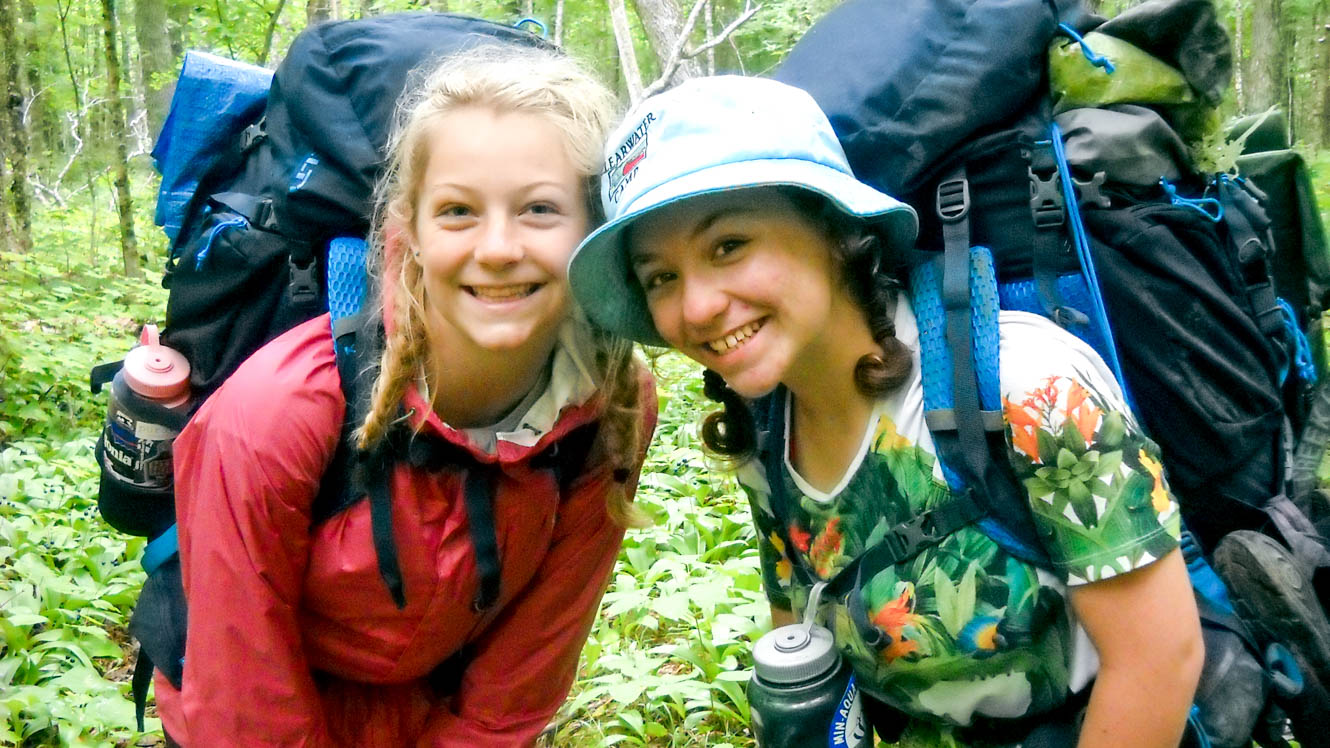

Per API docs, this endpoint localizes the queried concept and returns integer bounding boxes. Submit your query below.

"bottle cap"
[752,623,840,685]
[123,325,191,406]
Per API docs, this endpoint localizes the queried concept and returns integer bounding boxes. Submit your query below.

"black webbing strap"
[131,649,153,731]
[1028,143,1086,328]
[357,447,407,609]
[461,466,502,611]
[936,169,998,495]
[1219,178,1284,338]
[90,360,124,394]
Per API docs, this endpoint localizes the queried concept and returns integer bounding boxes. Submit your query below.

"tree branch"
[685,1,758,59]
[641,0,758,100]
[640,0,708,100]
[608,0,643,102]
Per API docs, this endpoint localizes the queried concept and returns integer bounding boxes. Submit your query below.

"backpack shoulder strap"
[910,244,1053,567]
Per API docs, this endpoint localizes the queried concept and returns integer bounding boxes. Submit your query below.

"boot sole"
[1214,530,1330,677]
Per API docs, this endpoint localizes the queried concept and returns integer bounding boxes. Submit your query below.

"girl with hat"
[570,75,1201,745]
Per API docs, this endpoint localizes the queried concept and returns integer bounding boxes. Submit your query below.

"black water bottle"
[748,584,869,747]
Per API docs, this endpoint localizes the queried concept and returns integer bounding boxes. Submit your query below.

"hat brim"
[570,158,919,346]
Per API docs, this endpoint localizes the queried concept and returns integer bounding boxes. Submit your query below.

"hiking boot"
[1215,530,1330,745]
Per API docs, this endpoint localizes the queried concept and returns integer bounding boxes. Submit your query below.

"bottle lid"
[123,325,191,405]
[752,623,840,685]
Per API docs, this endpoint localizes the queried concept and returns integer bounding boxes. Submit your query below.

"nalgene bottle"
[748,583,869,747]
[97,324,191,536]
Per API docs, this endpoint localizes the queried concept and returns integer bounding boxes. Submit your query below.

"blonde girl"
[155,43,654,746]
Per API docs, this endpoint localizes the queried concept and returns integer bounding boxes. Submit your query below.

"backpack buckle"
[935,177,970,223]
[288,255,321,307]
[1029,167,1065,228]
[238,119,267,154]
[879,511,936,561]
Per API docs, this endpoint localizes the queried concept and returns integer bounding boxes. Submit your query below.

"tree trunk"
[168,0,189,58]
[703,0,714,75]
[1233,0,1246,111]
[1321,20,1330,146]
[608,0,643,102]
[1,0,33,254]
[135,0,173,136]
[99,0,140,277]
[553,0,564,46]
[19,0,52,167]
[0,149,11,255]
[631,0,701,85]
[308,0,332,25]
[260,0,290,65]
[1247,0,1287,113]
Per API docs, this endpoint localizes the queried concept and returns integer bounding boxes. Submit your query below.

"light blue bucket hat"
[569,75,919,347]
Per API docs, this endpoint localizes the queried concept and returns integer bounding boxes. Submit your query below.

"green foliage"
[540,352,767,746]
[1,181,163,745]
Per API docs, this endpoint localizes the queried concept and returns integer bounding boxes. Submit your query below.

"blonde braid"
[594,334,651,527]
[353,243,431,450]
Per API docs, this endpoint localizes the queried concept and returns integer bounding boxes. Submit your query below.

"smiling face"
[410,105,590,362]
[630,188,859,399]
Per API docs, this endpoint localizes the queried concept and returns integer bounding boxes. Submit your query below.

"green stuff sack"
[1049,32,1194,111]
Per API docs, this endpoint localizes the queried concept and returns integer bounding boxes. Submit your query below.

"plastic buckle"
[1029,168,1065,228]
[881,512,934,562]
[238,119,267,154]
[288,255,321,307]
[935,178,970,223]
[252,198,278,232]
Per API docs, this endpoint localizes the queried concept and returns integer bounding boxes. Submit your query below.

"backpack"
[90,13,597,730]
[774,0,1324,743]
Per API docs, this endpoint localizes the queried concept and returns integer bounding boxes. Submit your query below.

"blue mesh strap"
[912,246,1052,568]
[908,247,1002,426]
[327,237,370,329]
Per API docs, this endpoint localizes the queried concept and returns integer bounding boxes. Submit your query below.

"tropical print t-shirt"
[737,300,1181,729]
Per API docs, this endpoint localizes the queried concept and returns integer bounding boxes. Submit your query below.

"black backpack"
[776,0,1323,743]
[159,13,551,399]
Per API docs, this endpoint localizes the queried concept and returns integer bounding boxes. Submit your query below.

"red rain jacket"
[154,316,656,746]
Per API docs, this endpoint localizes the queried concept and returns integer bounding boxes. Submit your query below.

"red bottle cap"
[123,324,191,406]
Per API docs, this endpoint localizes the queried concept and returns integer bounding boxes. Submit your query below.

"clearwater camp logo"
[606,112,655,204]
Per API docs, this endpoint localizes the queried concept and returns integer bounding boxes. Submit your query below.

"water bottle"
[96,324,191,536]
[748,583,870,748]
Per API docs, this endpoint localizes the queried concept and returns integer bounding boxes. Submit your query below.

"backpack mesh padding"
[997,272,1112,359]
[327,237,369,324]
[908,246,1002,414]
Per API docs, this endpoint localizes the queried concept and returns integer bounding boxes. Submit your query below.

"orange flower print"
[808,517,846,577]
[1138,448,1171,513]
[1033,375,1060,409]
[1004,396,1042,462]
[871,585,922,663]
[788,524,812,554]
[769,531,793,584]
[1065,381,1102,443]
